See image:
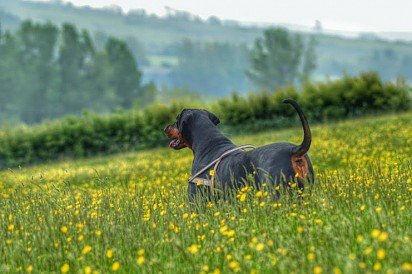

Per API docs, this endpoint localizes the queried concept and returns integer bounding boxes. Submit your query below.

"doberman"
[164,99,314,202]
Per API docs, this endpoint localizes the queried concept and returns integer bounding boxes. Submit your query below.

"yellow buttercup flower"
[255,243,264,251]
[377,248,385,260]
[402,262,412,271]
[111,261,120,272]
[373,262,382,271]
[60,263,70,274]
[106,249,113,259]
[313,266,322,274]
[187,244,199,254]
[82,245,92,255]
[229,261,239,271]
[84,266,92,274]
[378,232,388,242]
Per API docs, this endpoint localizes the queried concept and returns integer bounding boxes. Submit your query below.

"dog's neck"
[188,120,236,175]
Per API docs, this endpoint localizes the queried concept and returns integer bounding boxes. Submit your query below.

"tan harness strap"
[188,144,256,190]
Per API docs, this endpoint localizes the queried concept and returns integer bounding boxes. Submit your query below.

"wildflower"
[111,261,120,272]
[313,266,322,274]
[106,249,113,259]
[229,261,240,272]
[60,226,68,234]
[363,246,373,255]
[377,248,385,260]
[307,253,315,261]
[378,232,388,242]
[187,244,199,254]
[356,235,364,243]
[26,265,33,273]
[213,268,221,274]
[8,224,14,232]
[60,263,70,274]
[373,262,382,271]
[84,266,92,274]
[82,245,92,255]
[371,229,381,238]
[76,223,84,231]
[256,243,264,251]
[137,249,145,256]
[402,262,412,271]
[136,256,145,265]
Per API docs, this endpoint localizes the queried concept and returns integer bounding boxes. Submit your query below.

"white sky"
[54,0,412,32]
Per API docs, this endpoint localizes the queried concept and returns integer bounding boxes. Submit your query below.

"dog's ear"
[206,110,220,126]
[177,109,193,135]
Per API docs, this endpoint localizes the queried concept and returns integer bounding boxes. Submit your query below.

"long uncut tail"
[283,99,311,157]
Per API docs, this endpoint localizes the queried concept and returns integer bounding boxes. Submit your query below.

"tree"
[301,35,317,82]
[105,37,142,109]
[59,24,99,114]
[246,28,317,91]
[171,39,250,96]
[0,25,22,123]
[18,20,59,123]
[0,20,146,125]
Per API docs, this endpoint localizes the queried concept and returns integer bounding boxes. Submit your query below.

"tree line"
[169,29,316,95]
[0,20,147,124]
[0,19,317,125]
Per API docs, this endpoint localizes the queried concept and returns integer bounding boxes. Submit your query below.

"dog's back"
[216,142,314,190]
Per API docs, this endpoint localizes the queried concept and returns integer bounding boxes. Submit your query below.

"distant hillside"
[1,0,412,87]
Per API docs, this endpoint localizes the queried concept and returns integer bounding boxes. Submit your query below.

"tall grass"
[0,112,411,273]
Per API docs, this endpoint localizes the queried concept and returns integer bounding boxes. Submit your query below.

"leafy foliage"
[171,39,250,96]
[0,72,410,168]
[246,28,317,91]
[0,20,147,124]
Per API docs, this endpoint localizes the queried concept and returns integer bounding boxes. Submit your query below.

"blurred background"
[1,0,411,125]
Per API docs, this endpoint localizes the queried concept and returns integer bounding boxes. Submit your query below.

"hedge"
[0,72,410,168]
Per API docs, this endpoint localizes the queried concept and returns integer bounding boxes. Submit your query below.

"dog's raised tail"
[283,98,311,157]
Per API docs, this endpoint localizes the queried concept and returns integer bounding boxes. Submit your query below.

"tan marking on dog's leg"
[291,155,309,181]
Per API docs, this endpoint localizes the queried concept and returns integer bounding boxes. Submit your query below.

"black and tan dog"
[164,99,314,202]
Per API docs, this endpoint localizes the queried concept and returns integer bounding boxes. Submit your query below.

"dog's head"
[163,109,220,150]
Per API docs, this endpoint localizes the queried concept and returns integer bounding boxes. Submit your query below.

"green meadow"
[0,112,411,273]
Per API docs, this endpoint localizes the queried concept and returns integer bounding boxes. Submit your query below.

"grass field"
[1,112,411,273]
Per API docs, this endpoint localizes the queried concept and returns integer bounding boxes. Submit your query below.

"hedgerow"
[0,72,410,168]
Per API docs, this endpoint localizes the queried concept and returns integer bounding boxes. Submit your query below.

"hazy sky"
[54,0,412,32]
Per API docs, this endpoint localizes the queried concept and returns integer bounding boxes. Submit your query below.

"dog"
[164,99,314,202]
